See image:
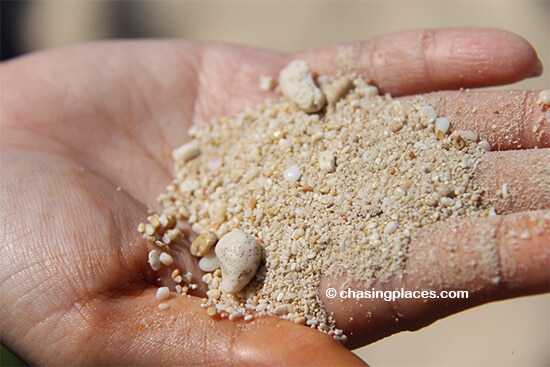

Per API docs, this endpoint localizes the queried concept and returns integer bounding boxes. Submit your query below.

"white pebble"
[158,302,170,310]
[283,165,302,182]
[457,130,478,142]
[274,304,288,316]
[156,286,170,300]
[383,221,399,235]
[419,106,438,121]
[364,85,379,97]
[538,89,550,105]
[434,117,450,135]
[148,250,161,271]
[215,229,263,293]
[172,140,201,163]
[159,252,174,266]
[319,151,336,173]
[198,248,220,272]
[279,60,326,113]
[259,75,274,91]
[477,139,491,152]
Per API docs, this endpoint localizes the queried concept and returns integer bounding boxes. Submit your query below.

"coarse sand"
[138,60,495,342]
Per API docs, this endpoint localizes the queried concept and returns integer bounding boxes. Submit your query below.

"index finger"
[299,28,541,96]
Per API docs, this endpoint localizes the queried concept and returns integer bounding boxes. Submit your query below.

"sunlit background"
[1,1,548,366]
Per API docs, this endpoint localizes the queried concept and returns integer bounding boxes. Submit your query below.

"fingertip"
[485,28,542,82]
[297,28,543,96]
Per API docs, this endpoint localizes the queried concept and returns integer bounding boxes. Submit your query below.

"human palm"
[1,28,548,366]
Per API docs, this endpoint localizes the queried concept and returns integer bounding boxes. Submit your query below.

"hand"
[1,28,547,365]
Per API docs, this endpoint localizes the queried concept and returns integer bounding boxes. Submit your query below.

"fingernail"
[530,58,543,77]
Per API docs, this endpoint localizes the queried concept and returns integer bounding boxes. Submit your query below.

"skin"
[1,28,548,365]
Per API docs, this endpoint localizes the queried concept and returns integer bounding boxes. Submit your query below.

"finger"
[400,89,550,150]
[299,28,542,96]
[475,149,550,214]
[319,209,549,349]
[24,291,366,366]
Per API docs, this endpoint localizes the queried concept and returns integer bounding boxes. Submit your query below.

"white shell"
[215,229,263,293]
[434,117,450,135]
[172,140,201,163]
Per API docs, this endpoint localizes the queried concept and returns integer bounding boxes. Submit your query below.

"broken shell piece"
[215,229,263,293]
[457,130,478,142]
[435,117,450,139]
[190,231,218,257]
[279,60,326,113]
[172,140,201,163]
[323,76,354,105]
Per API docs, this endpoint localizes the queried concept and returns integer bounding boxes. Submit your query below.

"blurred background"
[1,1,548,366]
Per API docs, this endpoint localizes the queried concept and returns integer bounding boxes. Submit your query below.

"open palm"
[1,28,548,366]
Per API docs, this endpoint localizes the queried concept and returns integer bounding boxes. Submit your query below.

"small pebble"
[215,229,263,293]
[206,306,218,317]
[319,151,336,173]
[172,140,201,163]
[457,130,478,142]
[477,139,491,152]
[284,165,302,182]
[435,117,450,138]
[538,89,550,105]
[148,250,161,271]
[383,221,399,235]
[159,252,174,266]
[259,75,274,91]
[158,303,170,310]
[190,231,218,257]
[419,106,438,122]
[451,132,465,150]
[199,248,220,272]
[388,119,404,133]
[156,286,170,300]
[274,304,288,316]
